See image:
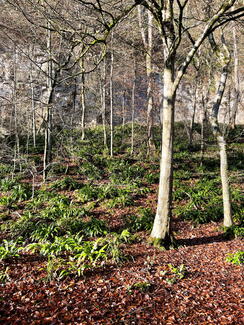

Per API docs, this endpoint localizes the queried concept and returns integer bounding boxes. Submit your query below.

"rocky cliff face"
[0,44,243,141]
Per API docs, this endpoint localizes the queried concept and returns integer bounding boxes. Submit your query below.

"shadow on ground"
[178,234,229,247]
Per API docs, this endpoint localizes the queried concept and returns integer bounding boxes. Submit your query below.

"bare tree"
[5,0,244,245]
[109,34,114,157]
[230,23,241,129]
[208,32,233,227]
[138,7,156,154]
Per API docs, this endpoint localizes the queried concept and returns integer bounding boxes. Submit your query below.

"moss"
[148,234,177,250]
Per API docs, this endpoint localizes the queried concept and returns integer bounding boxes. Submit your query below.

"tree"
[230,22,241,129]
[109,34,114,157]
[6,0,244,246]
[140,0,243,245]
[208,31,233,227]
[138,7,156,154]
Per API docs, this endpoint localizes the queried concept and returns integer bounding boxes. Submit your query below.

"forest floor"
[0,126,243,324]
[1,219,243,324]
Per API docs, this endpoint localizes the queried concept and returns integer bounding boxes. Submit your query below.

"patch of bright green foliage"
[159,264,187,284]
[125,208,154,232]
[0,239,23,260]
[26,229,135,280]
[223,225,244,239]
[226,251,244,265]
[127,281,152,293]
[174,177,223,223]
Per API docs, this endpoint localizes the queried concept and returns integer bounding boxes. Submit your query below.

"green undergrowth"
[223,225,244,239]
[0,230,137,280]
[0,123,243,280]
[226,251,244,266]
[125,208,154,232]
[173,177,243,224]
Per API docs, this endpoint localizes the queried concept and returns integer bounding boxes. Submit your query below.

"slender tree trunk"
[80,58,86,140]
[150,63,175,245]
[150,1,177,245]
[13,46,20,160]
[122,90,126,128]
[230,26,240,129]
[46,104,52,163]
[43,124,48,182]
[109,38,114,157]
[26,108,30,154]
[217,135,232,226]
[200,107,206,166]
[30,60,36,148]
[70,78,76,130]
[101,81,107,148]
[209,34,233,227]
[200,73,212,166]
[43,22,53,181]
[131,59,136,155]
[100,58,107,149]
[138,7,155,154]
[189,81,198,148]
[47,22,53,164]
[81,73,86,141]
[146,11,156,154]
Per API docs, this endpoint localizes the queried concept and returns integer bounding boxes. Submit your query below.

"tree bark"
[109,36,114,157]
[43,22,54,181]
[131,58,136,155]
[122,89,126,128]
[217,135,232,226]
[189,80,199,148]
[150,63,175,245]
[138,7,155,154]
[208,34,233,227]
[230,26,240,129]
[13,45,20,159]
[100,58,107,149]
[80,58,86,141]
[30,56,36,148]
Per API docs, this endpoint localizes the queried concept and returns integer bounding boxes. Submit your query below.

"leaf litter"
[0,220,243,324]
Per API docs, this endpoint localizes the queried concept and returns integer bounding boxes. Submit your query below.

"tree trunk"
[30,59,36,148]
[208,33,233,227]
[13,46,20,160]
[200,75,212,166]
[150,1,176,246]
[200,103,207,166]
[217,135,232,226]
[46,104,52,163]
[100,58,107,149]
[80,58,86,141]
[122,90,126,128]
[138,7,155,154]
[110,43,114,157]
[43,22,54,181]
[189,82,198,148]
[131,55,136,155]
[146,11,155,155]
[150,64,175,245]
[230,26,240,129]
[46,22,53,164]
